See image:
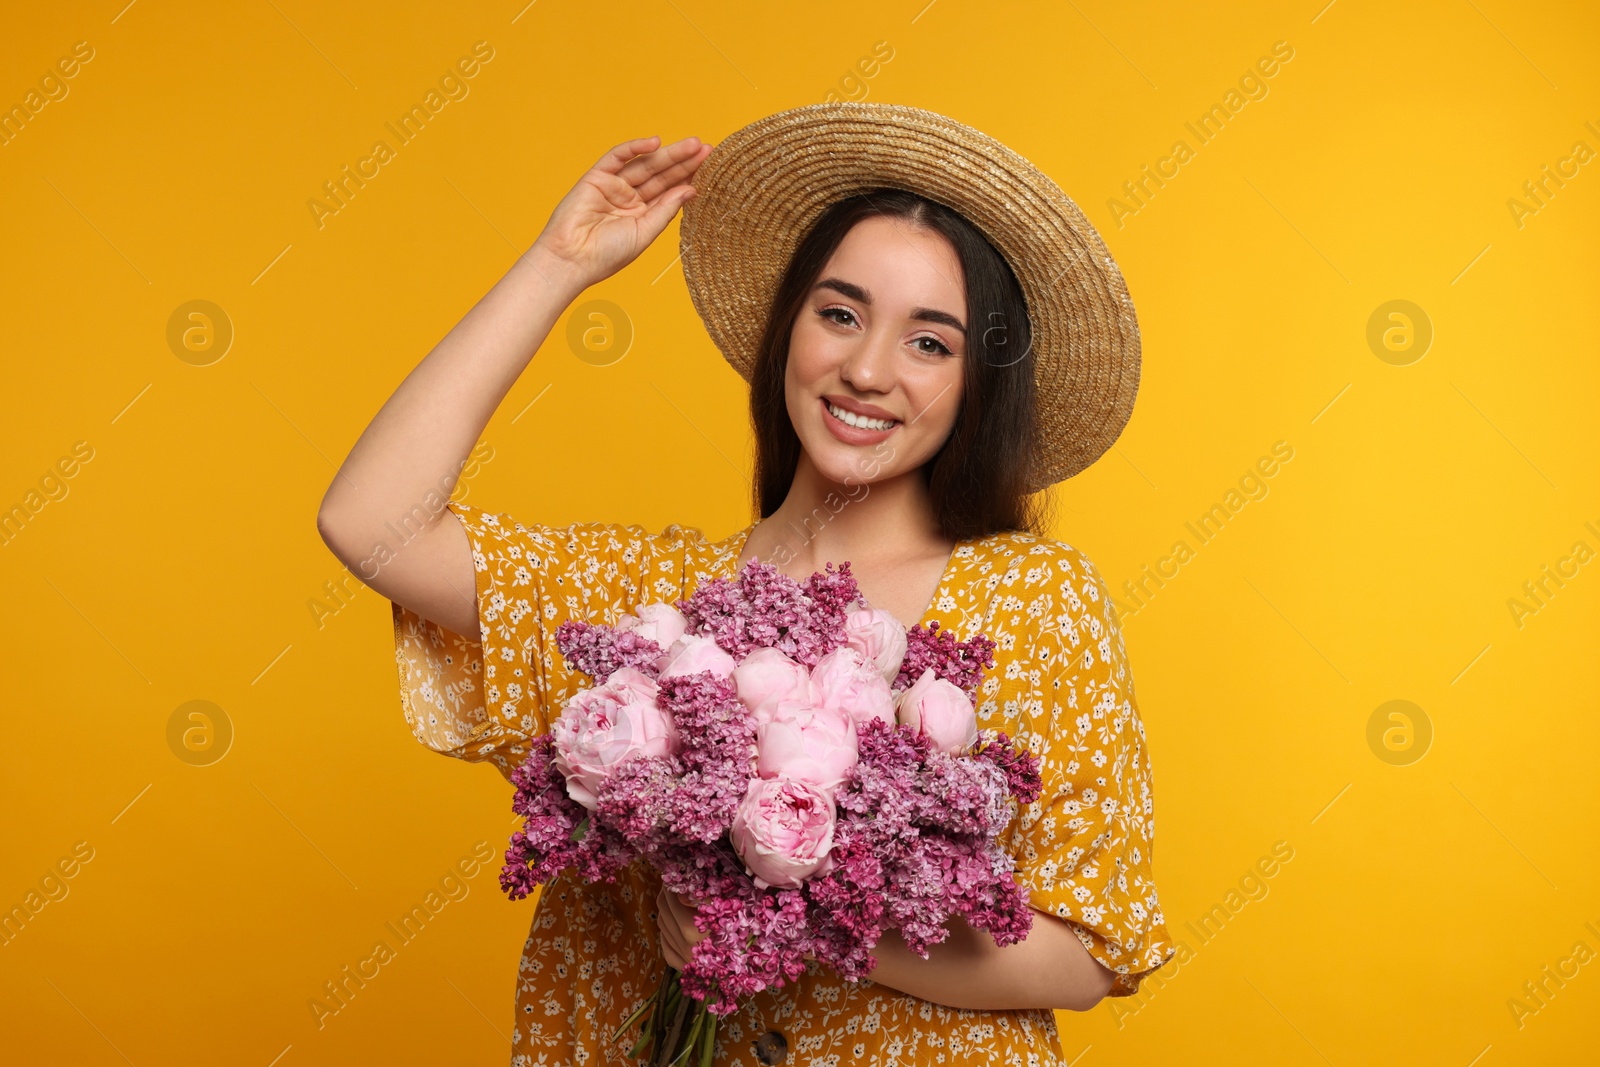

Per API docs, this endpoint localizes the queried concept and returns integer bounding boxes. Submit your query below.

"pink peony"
[660,634,737,681]
[616,603,689,669]
[844,606,909,683]
[730,776,837,890]
[810,646,896,728]
[550,667,675,810]
[896,667,979,755]
[732,647,814,722]
[755,699,859,794]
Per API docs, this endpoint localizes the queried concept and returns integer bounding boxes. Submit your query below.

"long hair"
[748,188,1050,542]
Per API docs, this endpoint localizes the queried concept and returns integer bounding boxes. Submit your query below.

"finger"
[655,889,679,949]
[635,183,697,242]
[616,136,706,190]
[658,886,687,932]
[593,135,662,176]
[666,890,698,931]
[661,917,687,967]
[632,143,713,204]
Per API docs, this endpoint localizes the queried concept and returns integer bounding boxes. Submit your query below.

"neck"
[756,450,948,571]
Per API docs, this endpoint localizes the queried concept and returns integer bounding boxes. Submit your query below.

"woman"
[319,103,1174,1065]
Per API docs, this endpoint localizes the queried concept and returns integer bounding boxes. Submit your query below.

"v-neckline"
[727,521,966,632]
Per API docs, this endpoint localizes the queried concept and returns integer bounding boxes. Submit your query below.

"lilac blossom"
[893,619,996,696]
[555,618,665,680]
[676,558,859,667]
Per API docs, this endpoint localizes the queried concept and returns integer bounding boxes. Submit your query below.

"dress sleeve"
[1005,545,1177,997]
[389,500,701,782]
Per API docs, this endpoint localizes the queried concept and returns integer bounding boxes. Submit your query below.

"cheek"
[785,322,839,416]
[787,318,839,382]
[910,364,964,431]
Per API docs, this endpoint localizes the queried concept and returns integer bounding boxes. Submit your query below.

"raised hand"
[528,135,713,292]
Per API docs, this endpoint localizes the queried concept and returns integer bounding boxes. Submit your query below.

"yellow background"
[3,0,1596,1062]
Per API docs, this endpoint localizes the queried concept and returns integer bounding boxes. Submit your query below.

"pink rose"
[844,606,909,683]
[616,603,689,669]
[550,667,674,810]
[810,647,895,727]
[896,668,979,755]
[730,776,837,890]
[755,699,859,794]
[659,634,737,681]
[732,647,813,723]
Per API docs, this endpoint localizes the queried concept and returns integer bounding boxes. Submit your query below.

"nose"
[838,323,897,393]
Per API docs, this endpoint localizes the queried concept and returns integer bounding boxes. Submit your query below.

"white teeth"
[827,401,896,431]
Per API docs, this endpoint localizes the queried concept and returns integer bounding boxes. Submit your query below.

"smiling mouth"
[824,399,899,431]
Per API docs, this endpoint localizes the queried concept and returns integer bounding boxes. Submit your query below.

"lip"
[819,396,898,445]
[823,394,899,421]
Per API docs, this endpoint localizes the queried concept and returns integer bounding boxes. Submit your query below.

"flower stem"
[653,979,692,1067]
[611,987,657,1044]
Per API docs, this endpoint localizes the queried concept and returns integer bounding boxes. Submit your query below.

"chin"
[810,436,908,489]
[819,455,881,488]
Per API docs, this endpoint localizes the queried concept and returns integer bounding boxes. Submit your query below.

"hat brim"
[679,101,1140,493]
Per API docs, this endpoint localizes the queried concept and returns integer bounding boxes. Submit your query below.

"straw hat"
[678,101,1141,494]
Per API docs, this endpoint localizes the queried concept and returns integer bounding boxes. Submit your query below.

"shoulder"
[969,530,1113,611]
[954,531,1127,675]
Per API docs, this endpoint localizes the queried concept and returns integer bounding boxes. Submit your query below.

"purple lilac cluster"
[807,719,1040,979]
[500,555,1042,1024]
[552,619,664,681]
[500,735,634,899]
[597,672,757,846]
[675,558,858,667]
[893,618,996,696]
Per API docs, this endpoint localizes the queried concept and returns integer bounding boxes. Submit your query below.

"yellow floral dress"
[391,500,1175,1065]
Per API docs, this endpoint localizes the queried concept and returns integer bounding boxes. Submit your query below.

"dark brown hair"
[748,188,1051,542]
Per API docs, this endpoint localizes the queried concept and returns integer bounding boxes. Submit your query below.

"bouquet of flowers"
[499,556,1042,1066]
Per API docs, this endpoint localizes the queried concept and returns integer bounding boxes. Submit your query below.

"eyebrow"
[812,277,966,335]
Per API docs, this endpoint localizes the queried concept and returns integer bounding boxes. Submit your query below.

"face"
[785,214,967,489]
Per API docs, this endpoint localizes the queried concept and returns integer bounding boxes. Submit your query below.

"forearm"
[317,246,584,543]
[863,909,1114,1012]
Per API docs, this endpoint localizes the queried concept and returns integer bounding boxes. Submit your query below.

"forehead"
[821,215,965,304]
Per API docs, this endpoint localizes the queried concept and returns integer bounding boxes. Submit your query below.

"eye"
[913,334,954,357]
[817,305,858,328]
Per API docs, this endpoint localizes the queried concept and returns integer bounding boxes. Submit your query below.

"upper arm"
[318,502,480,639]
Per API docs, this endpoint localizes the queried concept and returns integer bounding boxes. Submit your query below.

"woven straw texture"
[679,101,1141,493]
